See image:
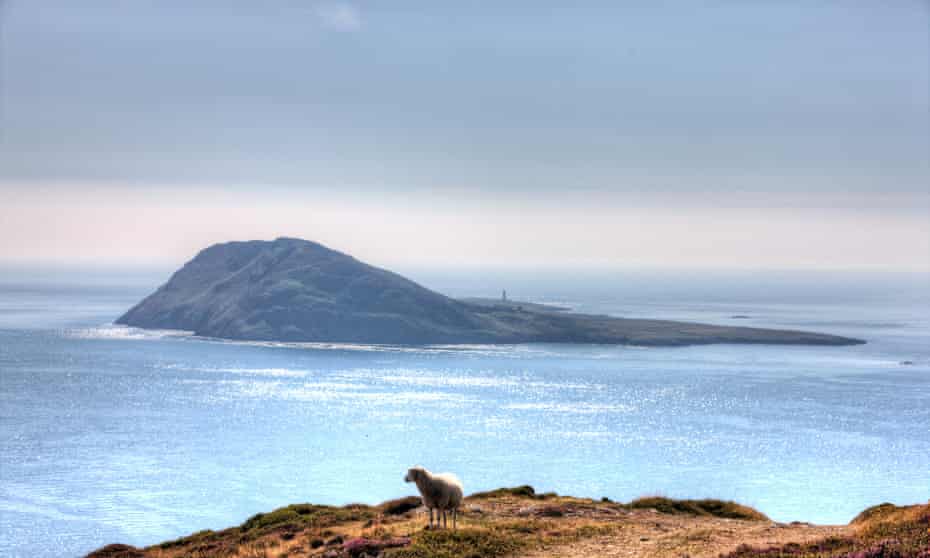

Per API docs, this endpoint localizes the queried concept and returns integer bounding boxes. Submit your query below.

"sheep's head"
[404,466,426,483]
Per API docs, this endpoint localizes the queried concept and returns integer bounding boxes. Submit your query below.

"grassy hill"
[85,488,928,558]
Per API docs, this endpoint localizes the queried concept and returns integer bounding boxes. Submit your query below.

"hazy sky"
[1,1,928,270]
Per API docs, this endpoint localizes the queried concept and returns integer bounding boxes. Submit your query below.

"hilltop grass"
[240,503,375,534]
[152,502,378,552]
[625,496,770,521]
[468,485,544,499]
[722,502,930,558]
[850,502,901,525]
[469,488,768,521]
[378,496,424,516]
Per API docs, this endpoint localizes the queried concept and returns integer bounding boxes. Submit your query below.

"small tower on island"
[502,289,507,302]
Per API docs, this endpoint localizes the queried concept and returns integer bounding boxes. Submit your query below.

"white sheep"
[404,466,464,529]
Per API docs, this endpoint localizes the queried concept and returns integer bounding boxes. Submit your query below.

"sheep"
[404,466,463,529]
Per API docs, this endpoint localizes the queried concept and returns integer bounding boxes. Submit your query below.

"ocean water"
[0,267,928,558]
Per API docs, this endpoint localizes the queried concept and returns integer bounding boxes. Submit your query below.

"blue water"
[1,267,928,558]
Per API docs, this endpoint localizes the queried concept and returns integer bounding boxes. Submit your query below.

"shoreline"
[82,322,867,351]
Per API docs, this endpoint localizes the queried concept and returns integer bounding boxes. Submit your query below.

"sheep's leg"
[428,507,433,528]
[443,509,448,529]
[453,508,457,530]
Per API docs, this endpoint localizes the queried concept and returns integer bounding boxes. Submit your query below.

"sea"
[0,266,928,558]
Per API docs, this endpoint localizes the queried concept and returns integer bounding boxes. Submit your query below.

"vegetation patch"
[386,526,526,558]
[344,536,412,557]
[722,503,930,558]
[851,502,900,525]
[468,485,558,500]
[85,544,145,558]
[379,496,423,516]
[157,529,219,549]
[627,496,769,521]
[153,527,242,555]
[240,503,375,534]
[854,503,929,555]
[564,523,620,540]
[724,536,855,557]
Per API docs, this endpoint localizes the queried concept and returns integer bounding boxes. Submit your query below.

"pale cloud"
[2,184,928,271]
[314,2,362,32]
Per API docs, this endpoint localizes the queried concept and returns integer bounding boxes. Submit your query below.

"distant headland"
[116,238,864,347]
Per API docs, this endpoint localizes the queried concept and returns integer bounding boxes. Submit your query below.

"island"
[117,238,864,347]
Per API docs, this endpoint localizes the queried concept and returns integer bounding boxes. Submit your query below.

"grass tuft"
[379,496,423,516]
[386,526,525,558]
[467,485,559,500]
[239,503,375,534]
[469,485,538,499]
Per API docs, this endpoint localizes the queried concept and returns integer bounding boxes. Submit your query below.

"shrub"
[240,503,375,533]
[469,485,536,499]
[387,528,523,558]
[852,503,900,525]
[85,544,145,558]
[379,496,423,515]
[157,529,224,549]
[627,497,768,521]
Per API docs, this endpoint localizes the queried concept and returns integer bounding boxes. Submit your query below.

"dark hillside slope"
[117,238,479,343]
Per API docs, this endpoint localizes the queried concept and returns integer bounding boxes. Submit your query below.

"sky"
[0,1,928,271]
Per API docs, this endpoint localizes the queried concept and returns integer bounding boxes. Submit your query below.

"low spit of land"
[88,487,928,558]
